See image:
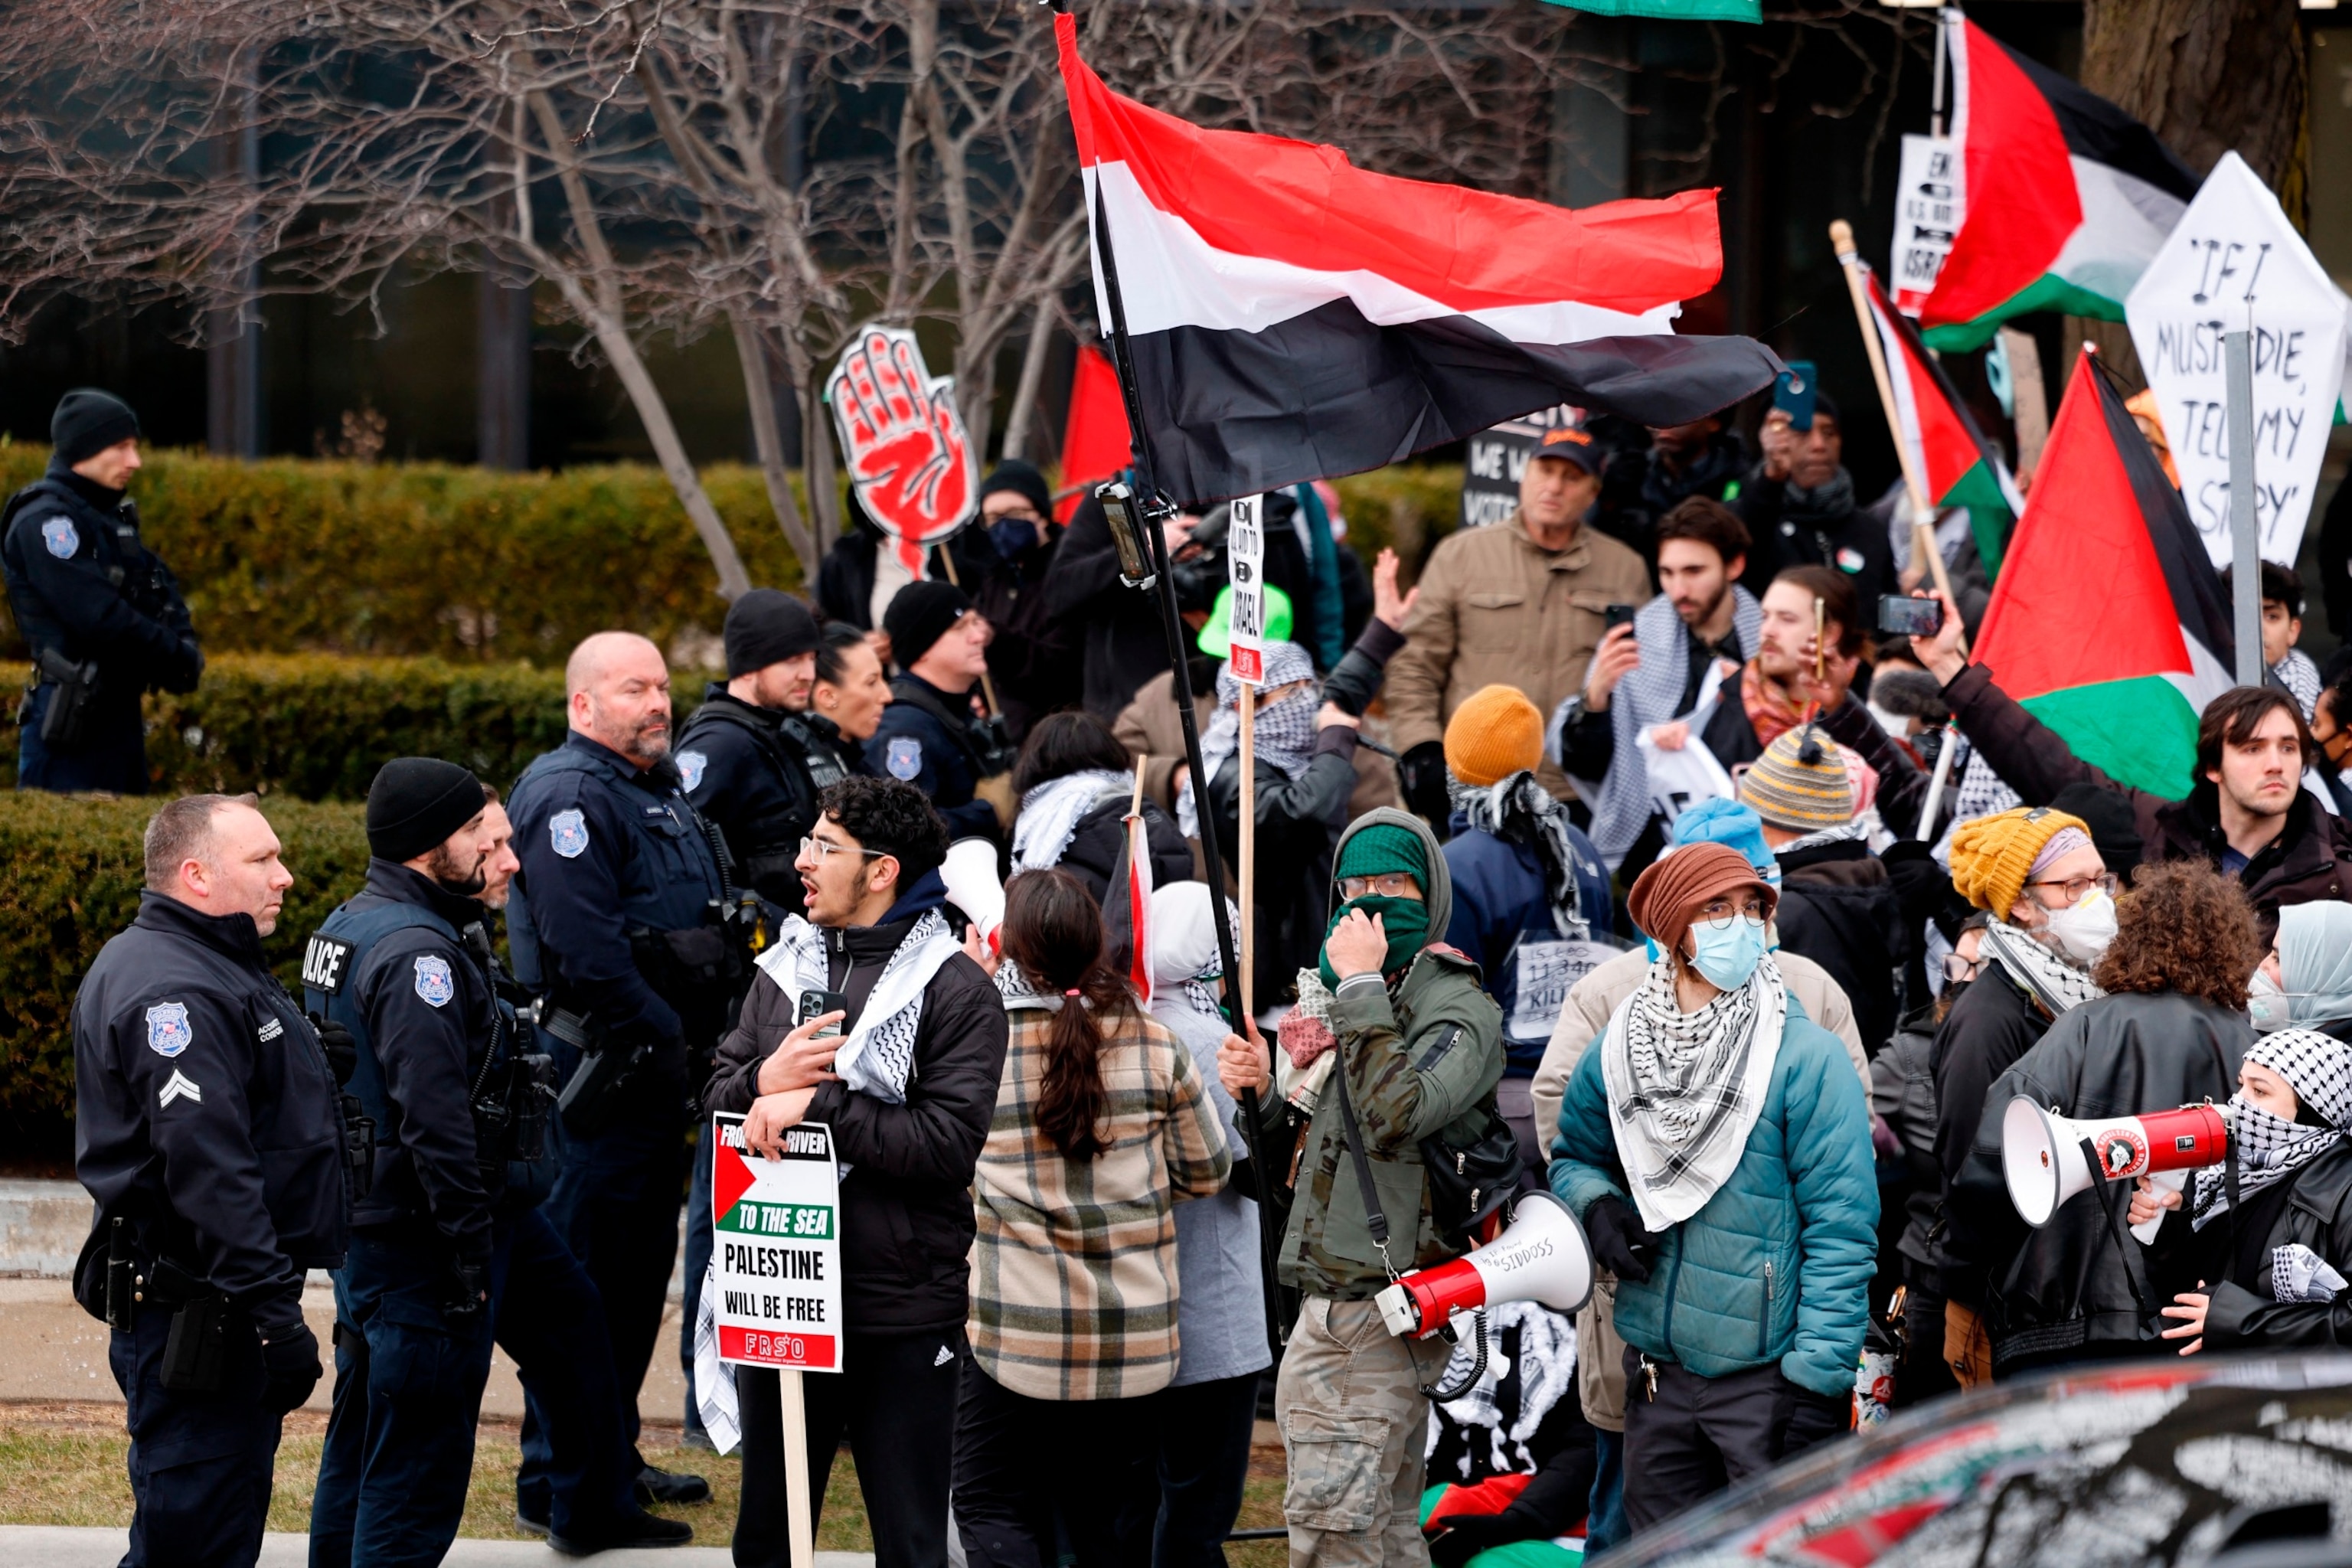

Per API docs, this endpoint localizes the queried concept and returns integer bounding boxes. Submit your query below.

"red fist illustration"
[828,327,975,547]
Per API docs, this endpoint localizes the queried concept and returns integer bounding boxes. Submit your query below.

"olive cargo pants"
[1275,1296,1453,1568]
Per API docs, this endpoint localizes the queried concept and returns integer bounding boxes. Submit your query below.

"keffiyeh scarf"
[1011,769,1129,873]
[1182,640,1319,838]
[1981,919,2106,1018]
[1579,590,1761,861]
[756,909,961,1106]
[2194,1027,2352,1229]
[1600,951,1787,1231]
[1451,769,1592,940]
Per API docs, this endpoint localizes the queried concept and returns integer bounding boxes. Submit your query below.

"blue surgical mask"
[1687,916,1767,991]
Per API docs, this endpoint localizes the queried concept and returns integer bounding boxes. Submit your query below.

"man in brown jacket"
[1387,418,1651,818]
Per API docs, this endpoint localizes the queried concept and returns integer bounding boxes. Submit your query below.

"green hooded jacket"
[1261,807,1506,1301]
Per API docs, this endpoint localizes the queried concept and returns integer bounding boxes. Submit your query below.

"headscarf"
[1182,639,1318,838]
[2272,902,2352,1030]
[1148,881,1233,1024]
[2192,1027,2352,1230]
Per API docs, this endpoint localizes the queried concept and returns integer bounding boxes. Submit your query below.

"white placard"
[711,1113,844,1373]
[1227,493,1266,685]
[1891,135,1962,316]
[2125,152,2349,567]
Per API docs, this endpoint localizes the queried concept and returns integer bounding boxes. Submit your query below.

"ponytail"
[1001,868,1135,1161]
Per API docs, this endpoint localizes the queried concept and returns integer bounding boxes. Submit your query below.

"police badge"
[886,736,923,781]
[413,955,456,1008]
[550,808,590,859]
[41,516,78,559]
[676,750,708,793]
[145,1001,193,1058]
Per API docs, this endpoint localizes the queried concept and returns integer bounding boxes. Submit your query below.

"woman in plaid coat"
[954,867,1233,1567]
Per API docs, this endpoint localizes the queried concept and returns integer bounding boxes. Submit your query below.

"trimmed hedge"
[0,442,1469,660]
[0,655,714,798]
[0,792,372,1123]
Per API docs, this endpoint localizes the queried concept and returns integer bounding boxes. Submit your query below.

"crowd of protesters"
[41,379,2352,1568]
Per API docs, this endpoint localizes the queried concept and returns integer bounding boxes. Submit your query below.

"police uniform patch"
[676,750,708,793]
[40,516,78,558]
[145,1001,193,1058]
[886,736,923,781]
[158,1070,202,1107]
[550,808,590,859]
[413,954,456,1008]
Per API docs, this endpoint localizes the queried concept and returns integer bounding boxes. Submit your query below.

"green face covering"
[1318,893,1432,990]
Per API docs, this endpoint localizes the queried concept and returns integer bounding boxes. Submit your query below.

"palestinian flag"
[1919,12,2198,353]
[1861,264,2024,577]
[1055,13,1780,506]
[1970,349,2233,800]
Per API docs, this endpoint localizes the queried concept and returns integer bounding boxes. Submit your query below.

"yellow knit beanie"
[1949,805,2090,916]
[1445,684,1545,787]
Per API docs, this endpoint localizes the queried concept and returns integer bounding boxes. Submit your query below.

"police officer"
[299,760,512,1566]
[73,793,347,1568]
[2,390,202,793]
[868,581,1013,842]
[675,589,840,916]
[507,631,724,1510]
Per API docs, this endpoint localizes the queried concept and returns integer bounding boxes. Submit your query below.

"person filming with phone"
[703,775,1008,1568]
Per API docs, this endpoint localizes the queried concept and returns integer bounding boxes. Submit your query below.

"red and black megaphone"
[2001,1096,2230,1227]
[1375,1191,1594,1341]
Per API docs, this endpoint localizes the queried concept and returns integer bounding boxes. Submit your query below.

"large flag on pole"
[1054,13,1780,507]
[1860,264,2024,577]
[1918,11,2197,353]
[1968,348,2233,800]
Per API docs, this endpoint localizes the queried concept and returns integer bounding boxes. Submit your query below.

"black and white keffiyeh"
[1600,950,1787,1231]
[756,909,962,1106]
[1182,639,1319,837]
[1981,918,2105,1018]
[1450,769,1592,940]
[1011,768,1129,874]
[2192,1027,2352,1230]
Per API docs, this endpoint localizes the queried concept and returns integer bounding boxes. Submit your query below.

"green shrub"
[0,793,372,1123]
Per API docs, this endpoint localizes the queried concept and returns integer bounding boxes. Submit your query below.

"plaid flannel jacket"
[967,999,1231,1400]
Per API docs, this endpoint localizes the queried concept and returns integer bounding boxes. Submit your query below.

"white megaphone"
[1375,1191,1594,1341]
[939,838,1005,952]
[2001,1096,2230,1230]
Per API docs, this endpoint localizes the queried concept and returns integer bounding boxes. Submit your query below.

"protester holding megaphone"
[1547,842,1877,1532]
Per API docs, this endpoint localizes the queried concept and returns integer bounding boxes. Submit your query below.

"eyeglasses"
[1695,897,1768,930]
[2027,872,2119,906]
[1340,873,1420,900]
[1944,952,1982,984]
[800,835,889,863]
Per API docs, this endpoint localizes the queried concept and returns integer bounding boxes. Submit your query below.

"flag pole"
[1093,180,1289,1348]
[1238,687,1256,1021]
[929,543,1002,717]
[1830,219,1968,656]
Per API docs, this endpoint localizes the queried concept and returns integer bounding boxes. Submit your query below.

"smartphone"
[1773,360,1819,432]
[797,988,848,1040]
[1604,603,1638,634]
[1876,594,1945,638]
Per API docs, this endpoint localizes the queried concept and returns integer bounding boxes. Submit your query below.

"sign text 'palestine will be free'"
[710,1112,843,1372]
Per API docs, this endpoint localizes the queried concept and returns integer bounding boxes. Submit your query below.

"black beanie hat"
[52,389,141,469]
[724,589,822,678]
[978,459,1053,520]
[884,580,973,671]
[367,758,486,864]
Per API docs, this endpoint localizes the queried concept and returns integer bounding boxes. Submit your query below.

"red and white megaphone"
[1376,1191,1594,1341]
[939,838,1004,952]
[2001,1096,2230,1228]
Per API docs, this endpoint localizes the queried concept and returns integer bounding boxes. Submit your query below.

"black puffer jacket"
[1774,837,1906,1057]
[1055,796,1195,906]
[1951,990,2249,1375]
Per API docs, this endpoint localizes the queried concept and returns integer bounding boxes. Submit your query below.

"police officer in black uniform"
[74,793,347,1568]
[675,589,841,916]
[867,582,1014,843]
[2,390,202,793]
[507,631,733,1511]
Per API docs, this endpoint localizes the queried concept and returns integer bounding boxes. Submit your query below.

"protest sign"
[710,1112,843,1373]
[1890,135,1962,316]
[1462,405,1589,528]
[828,325,979,575]
[1225,494,1266,686]
[2125,152,2348,567]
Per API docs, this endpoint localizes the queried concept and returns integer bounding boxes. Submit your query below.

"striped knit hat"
[1737,727,1854,831]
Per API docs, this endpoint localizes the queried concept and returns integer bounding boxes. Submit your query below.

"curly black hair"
[819,775,950,887]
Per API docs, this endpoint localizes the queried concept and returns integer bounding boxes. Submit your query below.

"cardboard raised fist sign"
[827,326,978,574]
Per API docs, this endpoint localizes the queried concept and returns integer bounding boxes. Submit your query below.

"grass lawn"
[0,1402,1292,1566]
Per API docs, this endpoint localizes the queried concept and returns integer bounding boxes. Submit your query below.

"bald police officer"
[74,794,347,1568]
[3,390,201,793]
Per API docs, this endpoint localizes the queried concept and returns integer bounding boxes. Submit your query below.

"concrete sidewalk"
[0,1527,873,1567]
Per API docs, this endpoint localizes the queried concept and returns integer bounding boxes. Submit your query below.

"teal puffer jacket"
[1547,993,1877,1398]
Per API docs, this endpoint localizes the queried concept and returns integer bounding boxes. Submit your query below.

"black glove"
[441,1260,488,1327]
[1779,1377,1853,1457]
[1400,740,1452,828]
[260,1324,322,1414]
[1583,1194,1656,1283]
[309,1014,358,1086]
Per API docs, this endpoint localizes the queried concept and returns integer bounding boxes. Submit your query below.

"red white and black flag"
[1057,13,1782,506]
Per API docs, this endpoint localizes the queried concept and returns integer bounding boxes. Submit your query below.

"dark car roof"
[1612,1354,2352,1566]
